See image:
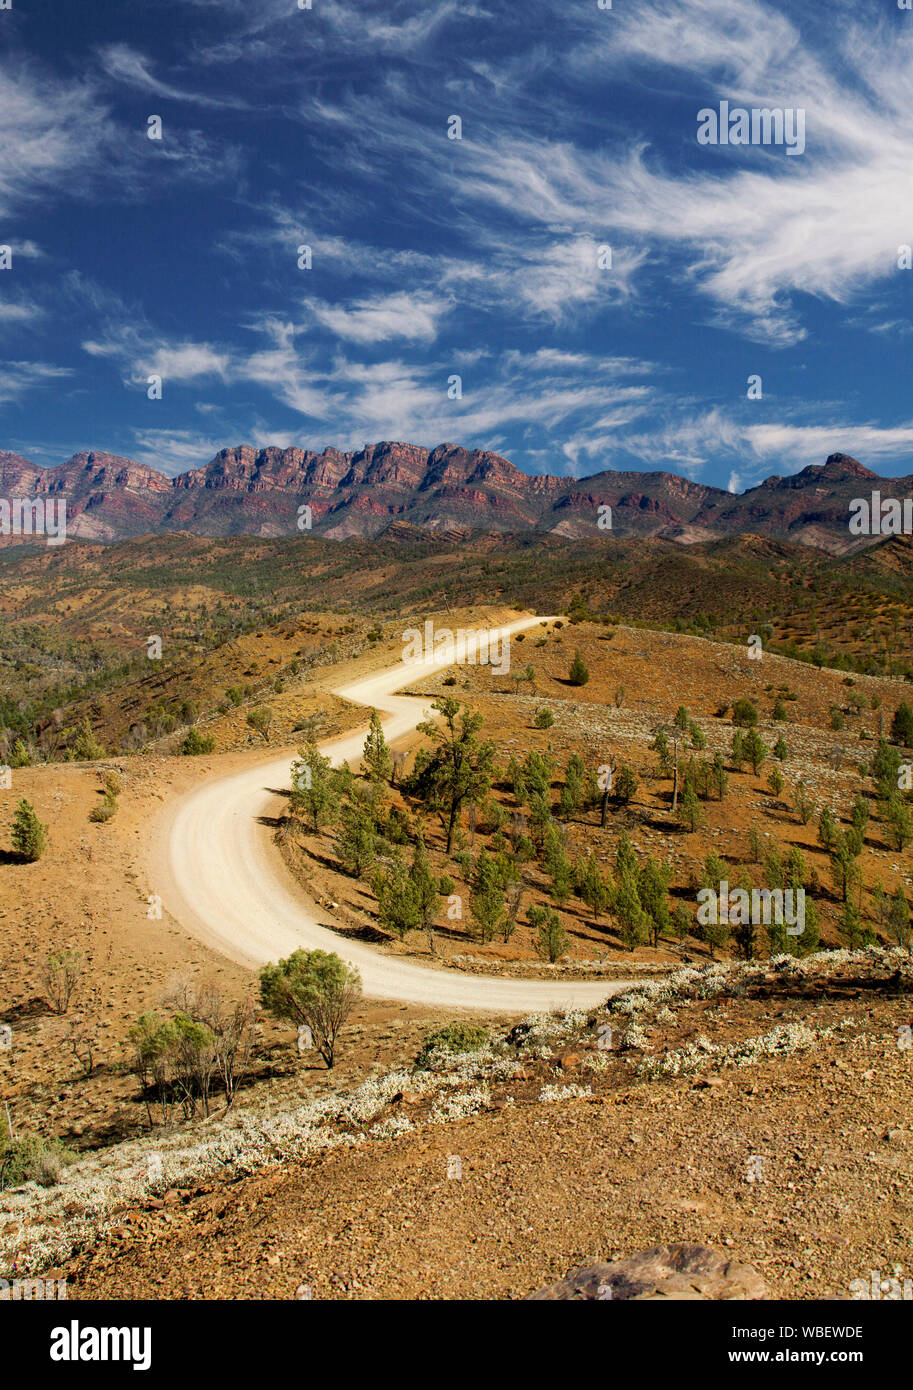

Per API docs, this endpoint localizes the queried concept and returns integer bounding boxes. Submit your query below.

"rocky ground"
[2,950,910,1300]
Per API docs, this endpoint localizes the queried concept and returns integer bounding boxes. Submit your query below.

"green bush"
[11,799,46,861]
[891,701,913,748]
[181,727,215,755]
[534,707,555,729]
[0,1132,76,1191]
[568,650,590,686]
[731,698,758,727]
[415,1021,490,1068]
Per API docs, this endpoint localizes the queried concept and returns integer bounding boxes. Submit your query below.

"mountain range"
[0,441,903,551]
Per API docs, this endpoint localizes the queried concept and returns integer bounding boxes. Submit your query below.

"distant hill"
[0,441,902,550]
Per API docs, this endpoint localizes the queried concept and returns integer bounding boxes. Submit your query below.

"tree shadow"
[1,995,53,1025]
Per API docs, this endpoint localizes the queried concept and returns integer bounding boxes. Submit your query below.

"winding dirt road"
[154,616,630,1013]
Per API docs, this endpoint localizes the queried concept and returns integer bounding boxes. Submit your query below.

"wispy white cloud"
[98,44,246,107]
[621,409,913,483]
[129,428,226,474]
[308,292,452,344]
[0,360,73,406]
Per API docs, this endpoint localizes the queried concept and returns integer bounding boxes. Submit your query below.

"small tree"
[890,701,913,748]
[290,738,338,832]
[259,949,362,1069]
[886,795,913,851]
[181,727,214,755]
[533,707,554,729]
[336,802,377,876]
[818,805,838,851]
[373,856,421,938]
[638,858,671,947]
[530,905,569,963]
[11,799,46,861]
[410,837,442,955]
[838,902,871,950]
[568,650,590,687]
[851,793,870,840]
[411,697,494,854]
[890,885,911,952]
[792,780,814,825]
[362,709,393,786]
[743,728,768,775]
[732,698,758,728]
[677,784,704,832]
[830,835,861,904]
[614,764,638,806]
[730,730,746,771]
[128,1011,176,1126]
[246,707,273,744]
[670,901,693,943]
[72,718,105,761]
[579,852,609,924]
[612,868,650,950]
[42,949,83,1015]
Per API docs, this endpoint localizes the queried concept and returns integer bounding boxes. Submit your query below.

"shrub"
[72,718,105,761]
[181,727,215,755]
[731,698,758,728]
[792,780,814,825]
[530,904,569,963]
[0,1131,76,1191]
[534,707,555,729]
[891,701,913,748]
[415,1021,489,1068]
[42,949,84,1014]
[11,798,46,861]
[246,707,274,743]
[568,650,590,686]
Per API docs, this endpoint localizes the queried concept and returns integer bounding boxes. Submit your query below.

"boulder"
[525,1244,768,1300]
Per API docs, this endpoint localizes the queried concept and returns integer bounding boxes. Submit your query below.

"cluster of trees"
[284,697,658,961]
[129,982,259,1125]
[646,703,795,834]
[126,950,363,1128]
[699,847,820,959]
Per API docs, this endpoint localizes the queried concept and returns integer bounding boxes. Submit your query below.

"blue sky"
[1,0,912,491]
